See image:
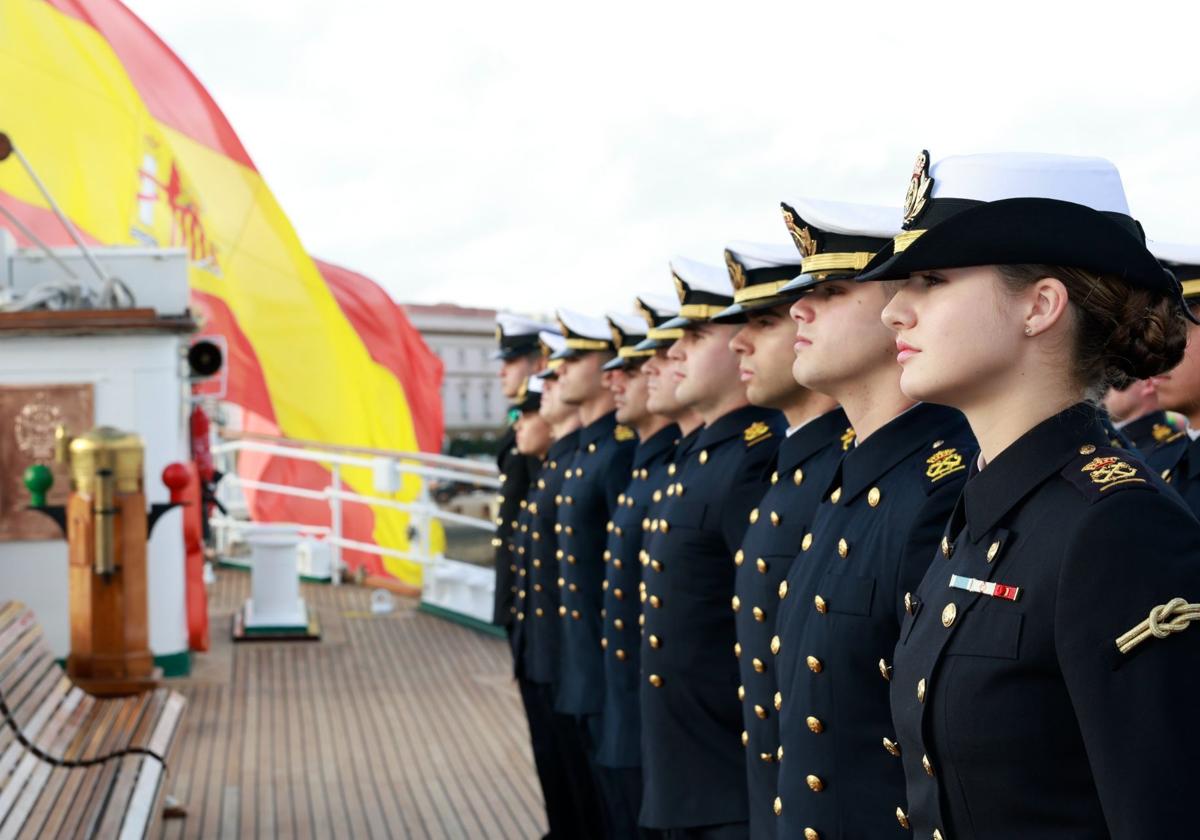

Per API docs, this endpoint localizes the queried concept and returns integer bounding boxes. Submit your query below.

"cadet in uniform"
[710,240,845,840]
[772,196,974,839]
[864,151,1200,837]
[551,309,638,834]
[595,310,679,839]
[639,257,785,839]
[1146,243,1200,500]
[492,313,548,631]
[1103,378,1179,456]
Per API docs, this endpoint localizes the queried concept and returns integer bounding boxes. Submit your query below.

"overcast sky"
[127,0,1200,319]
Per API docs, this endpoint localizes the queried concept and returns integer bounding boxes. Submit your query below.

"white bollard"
[243,528,308,630]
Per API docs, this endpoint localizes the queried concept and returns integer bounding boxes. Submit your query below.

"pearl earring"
[1024,326,1033,336]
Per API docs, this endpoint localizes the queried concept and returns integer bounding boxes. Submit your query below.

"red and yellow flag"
[0,0,444,584]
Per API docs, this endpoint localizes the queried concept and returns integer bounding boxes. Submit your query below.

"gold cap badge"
[902,149,934,228]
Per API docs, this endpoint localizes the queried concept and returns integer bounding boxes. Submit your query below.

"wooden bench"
[0,601,186,839]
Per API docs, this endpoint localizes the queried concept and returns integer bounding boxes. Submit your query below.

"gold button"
[756,558,768,573]
[879,659,892,681]
[771,470,779,484]
[752,657,765,673]
[793,468,804,485]
[737,685,745,700]
[895,808,909,829]
[535,608,544,617]
[569,583,578,592]
[613,559,622,570]
[940,536,951,558]
[883,737,900,756]
[651,560,663,572]
[614,618,624,630]
[650,596,661,608]
[606,521,614,532]
[917,678,927,702]
[601,637,608,649]
[732,596,742,612]
[675,483,684,495]
[806,715,823,733]
[770,511,780,526]
[559,606,567,617]
[941,602,957,627]
[642,517,651,531]
[837,538,849,558]
[801,533,813,551]
[734,643,742,657]
[778,580,789,599]
[806,655,822,673]
[773,691,782,711]
[770,635,781,655]
[649,634,661,649]
[1079,444,1096,455]
[699,450,709,464]
[806,775,824,792]
[814,595,827,613]
[517,612,525,621]
[668,464,676,476]
[616,649,626,661]
[987,540,1001,563]
[660,521,670,534]
[653,490,662,502]
[571,610,580,620]
[753,606,766,622]
[868,487,881,507]
[615,588,626,601]
[734,549,745,566]
[760,752,774,763]
[904,592,913,613]
[649,674,663,687]
[588,442,597,453]
[922,754,934,776]
[933,830,944,840]
[749,508,760,524]
[830,487,842,504]
[754,705,768,720]
[773,797,782,816]
[804,830,819,840]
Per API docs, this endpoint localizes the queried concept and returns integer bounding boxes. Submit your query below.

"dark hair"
[996,264,1188,393]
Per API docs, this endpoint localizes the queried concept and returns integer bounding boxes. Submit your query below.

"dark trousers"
[598,765,662,840]
[661,823,749,840]
[517,678,580,838]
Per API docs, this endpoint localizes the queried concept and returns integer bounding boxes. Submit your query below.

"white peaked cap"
[556,308,612,341]
[606,311,647,336]
[1149,241,1200,267]
[495,311,546,336]
[669,256,731,295]
[928,153,1130,214]
[637,292,679,317]
[724,240,804,269]
[538,329,566,354]
[782,197,902,238]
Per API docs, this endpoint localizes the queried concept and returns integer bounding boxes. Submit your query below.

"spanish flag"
[0,0,444,584]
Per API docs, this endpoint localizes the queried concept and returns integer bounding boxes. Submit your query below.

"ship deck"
[159,569,544,839]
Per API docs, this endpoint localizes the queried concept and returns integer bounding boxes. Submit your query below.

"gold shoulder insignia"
[840,427,856,451]
[744,421,772,447]
[1165,430,1188,444]
[1152,423,1175,443]
[614,425,636,442]
[1080,455,1144,491]
[926,447,966,482]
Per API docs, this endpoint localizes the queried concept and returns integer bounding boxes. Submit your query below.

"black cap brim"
[712,293,801,323]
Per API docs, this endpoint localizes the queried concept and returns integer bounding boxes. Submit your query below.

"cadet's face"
[499,355,538,399]
[515,410,552,456]
[557,353,606,405]
[668,323,743,411]
[644,348,687,415]
[611,364,651,427]
[1103,380,1157,423]
[789,281,896,395]
[881,267,1020,406]
[728,306,805,409]
[539,376,574,425]
[1154,317,1200,418]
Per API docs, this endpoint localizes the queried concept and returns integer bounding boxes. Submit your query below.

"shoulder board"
[1062,446,1154,504]
[744,421,773,448]
[840,427,856,451]
[614,425,636,442]
[922,443,969,493]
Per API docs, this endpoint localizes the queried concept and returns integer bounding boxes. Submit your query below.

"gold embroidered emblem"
[1152,423,1175,442]
[635,298,656,329]
[672,272,687,303]
[902,149,934,227]
[556,315,571,340]
[744,421,772,445]
[725,250,748,291]
[1081,456,1145,490]
[614,425,636,442]
[495,324,503,342]
[782,207,819,257]
[926,448,966,482]
[609,323,624,349]
[840,427,857,451]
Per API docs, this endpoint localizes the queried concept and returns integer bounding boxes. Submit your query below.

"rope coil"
[1115,597,1200,654]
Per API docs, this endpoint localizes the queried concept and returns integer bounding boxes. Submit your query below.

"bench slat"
[92,690,166,839]
[0,675,70,792]
[0,687,85,835]
[118,692,186,840]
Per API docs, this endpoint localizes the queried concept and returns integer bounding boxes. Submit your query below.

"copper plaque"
[0,384,94,541]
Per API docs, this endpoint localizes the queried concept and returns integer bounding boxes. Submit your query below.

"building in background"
[403,303,508,453]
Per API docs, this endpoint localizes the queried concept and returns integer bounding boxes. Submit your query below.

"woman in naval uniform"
[859,150,1200,839]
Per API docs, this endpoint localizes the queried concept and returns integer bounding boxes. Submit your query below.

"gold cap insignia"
[902,149,934,228]
[725,250,748,291]
[672,272,688,304]
[926,447,966,482]
[635,298,656,329]
[609,322,624,348]
[495,324,503,342]
[783,207,819,258]
[840,427,857,451]
[615,425,636,442]
[556,315,572,339]
[1081,456,1144,490]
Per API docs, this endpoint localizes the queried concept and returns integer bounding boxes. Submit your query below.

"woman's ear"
[1024,277,1070,338]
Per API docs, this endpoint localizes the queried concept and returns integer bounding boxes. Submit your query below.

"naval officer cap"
[654,256,736,332]
[632,292,682,351]
[775,198,900,294]
[550,309,617,361]
[535,330,567,379]
[712,241,805,322]
[856,151,1185,314]
[1150,241,1200,305]
[509,374,544,413]
[602,311,653,371]
[491,312,546,361]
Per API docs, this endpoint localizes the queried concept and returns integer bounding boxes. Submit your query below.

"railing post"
[328,464,342,585]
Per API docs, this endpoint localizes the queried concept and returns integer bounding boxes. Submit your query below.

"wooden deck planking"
[160,569,545,839]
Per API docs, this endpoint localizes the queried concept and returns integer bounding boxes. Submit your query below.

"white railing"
[209,433,499,587]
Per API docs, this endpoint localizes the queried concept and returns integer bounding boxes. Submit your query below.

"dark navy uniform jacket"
[775,402,973,839]
[892,404,1200,839]
[511,430,579,686]
[495,425,536,627]
[1119,409,1179,456]
[596,423,679,769]
[735,408,848,840]
[1150,428,1200,516]
[555,411,637,717]
[640,404,785,830]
